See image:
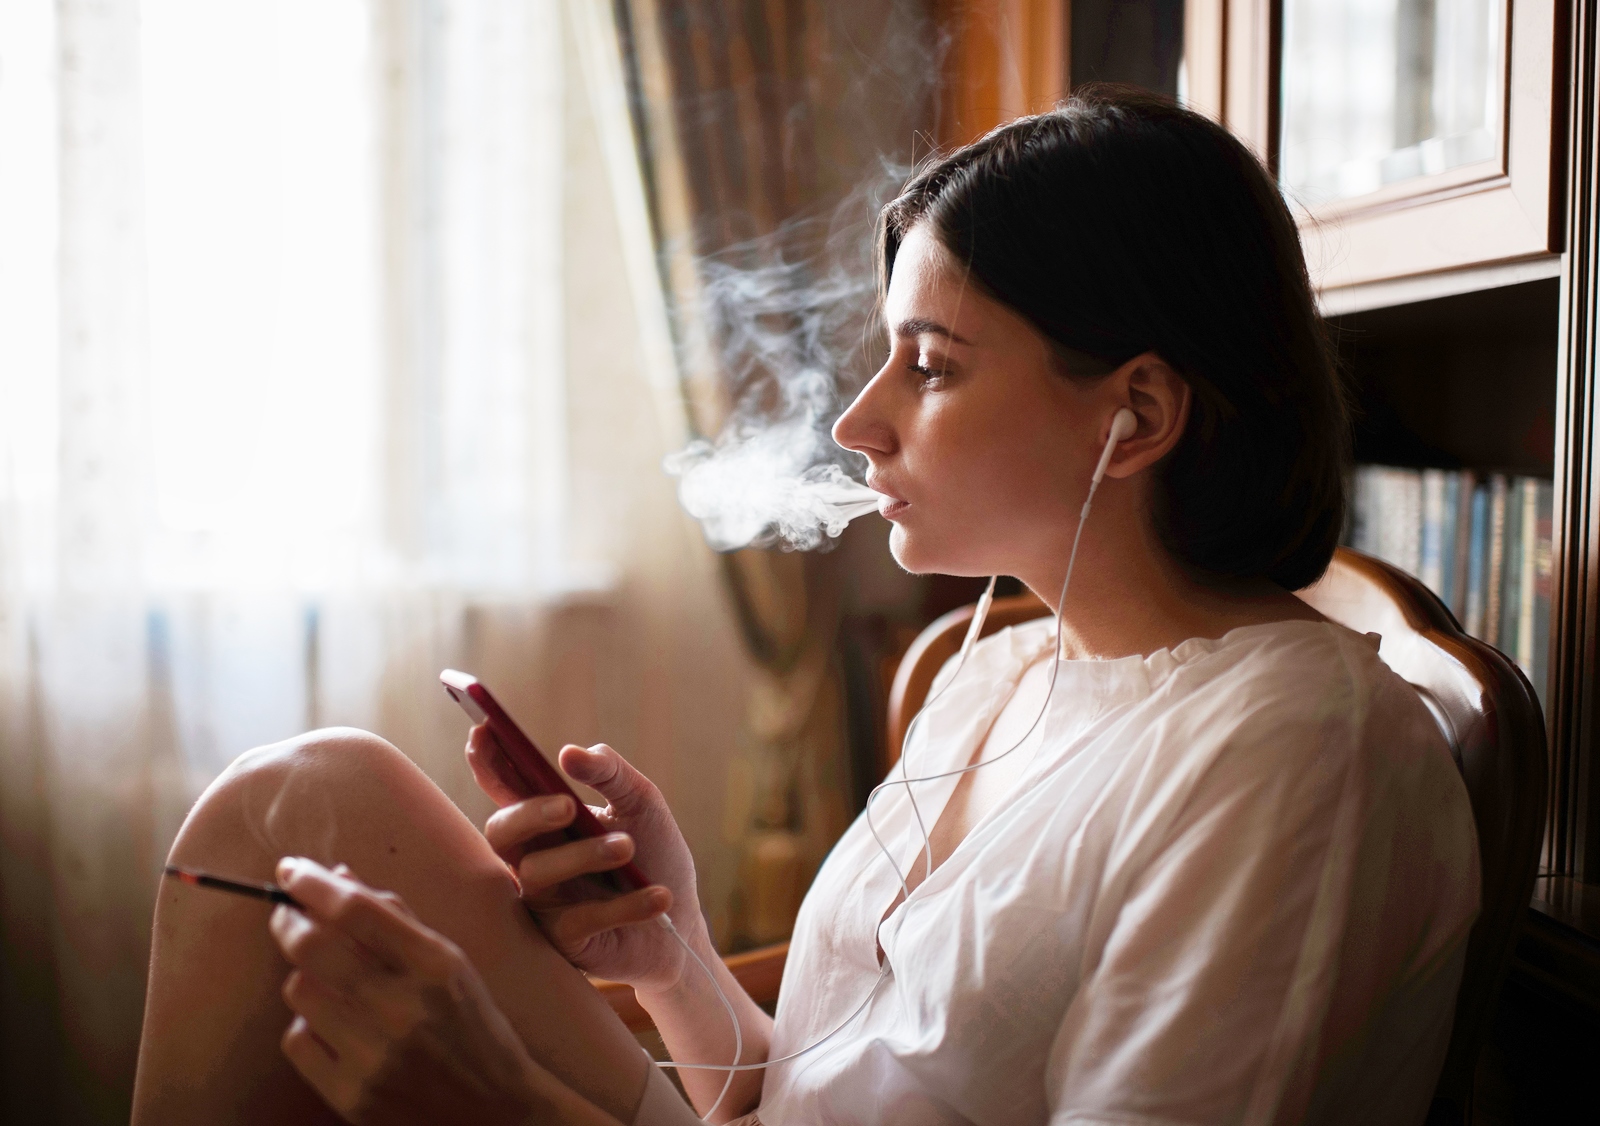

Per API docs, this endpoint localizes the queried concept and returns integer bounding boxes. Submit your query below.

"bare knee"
[169,726,511,905]
[170,727,415,875]
[217,726,413,807]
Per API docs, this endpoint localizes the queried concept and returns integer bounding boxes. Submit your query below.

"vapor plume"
[665,185,901,553]
[666,370,881,552]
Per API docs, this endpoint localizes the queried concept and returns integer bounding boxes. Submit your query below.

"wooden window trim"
[936,0,1069,148]
[1549,0,1600,885]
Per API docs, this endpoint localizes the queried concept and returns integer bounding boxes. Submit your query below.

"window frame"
[1182,0,1565,293]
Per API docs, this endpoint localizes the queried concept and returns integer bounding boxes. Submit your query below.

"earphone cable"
[865,477,1099,965]
[649,454,1114,1096]
[653,915,741,1116]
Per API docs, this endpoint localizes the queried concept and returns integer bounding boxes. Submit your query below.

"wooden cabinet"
[1184,0,1565,297]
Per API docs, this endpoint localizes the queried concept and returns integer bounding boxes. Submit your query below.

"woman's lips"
[871,484,909,520]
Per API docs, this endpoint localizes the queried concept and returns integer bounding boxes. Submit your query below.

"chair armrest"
[592,941,790,1034]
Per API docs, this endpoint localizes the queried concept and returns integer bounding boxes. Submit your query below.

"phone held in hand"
[440,669,651,896]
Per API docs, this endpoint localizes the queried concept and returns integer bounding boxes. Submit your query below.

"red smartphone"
[440,669,650,895]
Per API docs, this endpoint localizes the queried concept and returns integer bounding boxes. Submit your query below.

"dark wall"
[1071,0,1186,97]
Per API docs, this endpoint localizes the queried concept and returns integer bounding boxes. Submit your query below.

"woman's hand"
[466,731,703,993]
[269,857,619,1126]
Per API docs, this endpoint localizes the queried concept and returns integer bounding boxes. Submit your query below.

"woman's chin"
[887,524,990,578]
[886,524,930,574]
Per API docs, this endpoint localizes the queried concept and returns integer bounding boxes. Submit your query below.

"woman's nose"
[832,369,896,456]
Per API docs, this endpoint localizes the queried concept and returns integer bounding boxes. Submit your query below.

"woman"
[131,89,1477,1126]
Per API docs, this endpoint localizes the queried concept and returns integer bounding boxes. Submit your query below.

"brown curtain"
[616,0,937,947]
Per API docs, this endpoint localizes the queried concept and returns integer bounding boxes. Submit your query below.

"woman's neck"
[1019,500,1326,662]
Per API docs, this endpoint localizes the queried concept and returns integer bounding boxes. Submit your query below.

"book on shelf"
[1346,464,1554,710]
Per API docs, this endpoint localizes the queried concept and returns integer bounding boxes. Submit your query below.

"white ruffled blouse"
[755,618,1479,1126]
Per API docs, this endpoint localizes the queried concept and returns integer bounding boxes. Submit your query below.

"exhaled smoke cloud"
[665,176,906,553]
[666,370,880,552]
[652,4,948,552]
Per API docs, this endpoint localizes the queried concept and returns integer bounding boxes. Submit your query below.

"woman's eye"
[908,357,948,383]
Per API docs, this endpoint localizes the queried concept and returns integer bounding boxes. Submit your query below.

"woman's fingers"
[281,1013,347,1092]
[281,969,382,1064]
[482,793,577,859]
[270,859,554,1124]
[275,858,448,979]
[535,886,672,956]
[463,725,522,808]
[272,901,446,1056]
[269,901,416,1024]
[280,972,386,1121]
[281,1009,382,1124]
[557,744,663,821]
[271,901,382,983]
[515,832,635,902]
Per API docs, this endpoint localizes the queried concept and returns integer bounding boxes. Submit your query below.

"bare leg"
[131,728,651,1125]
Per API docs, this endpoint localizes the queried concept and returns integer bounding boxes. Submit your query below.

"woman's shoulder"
[1168,617,1419,718]
[1155,619,1465,800]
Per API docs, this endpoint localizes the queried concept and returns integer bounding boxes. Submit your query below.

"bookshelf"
[1346,467,1553,704]
[1304,4,1600,1113]
[1328,258,1599,1114]
[1331,279,1560,707]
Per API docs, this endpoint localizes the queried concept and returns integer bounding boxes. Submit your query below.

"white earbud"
[1090,408,1139,487]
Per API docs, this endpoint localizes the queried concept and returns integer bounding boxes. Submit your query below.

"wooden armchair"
[597,548,1548,1124]
[1300,549,1546,1125]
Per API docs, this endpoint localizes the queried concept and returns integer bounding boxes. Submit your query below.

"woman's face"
[833,224,1114,578]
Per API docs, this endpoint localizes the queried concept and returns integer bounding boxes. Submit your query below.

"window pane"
[1280,0,1503,206]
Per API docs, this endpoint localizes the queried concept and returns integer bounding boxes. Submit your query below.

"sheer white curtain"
[0,1,751,1119]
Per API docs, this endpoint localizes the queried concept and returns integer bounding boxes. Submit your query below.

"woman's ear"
[1101,352,1190,479]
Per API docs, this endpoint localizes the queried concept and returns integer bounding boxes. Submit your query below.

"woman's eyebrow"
[895,317,974,346]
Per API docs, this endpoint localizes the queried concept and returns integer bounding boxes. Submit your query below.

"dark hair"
[878,86,1349,590]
